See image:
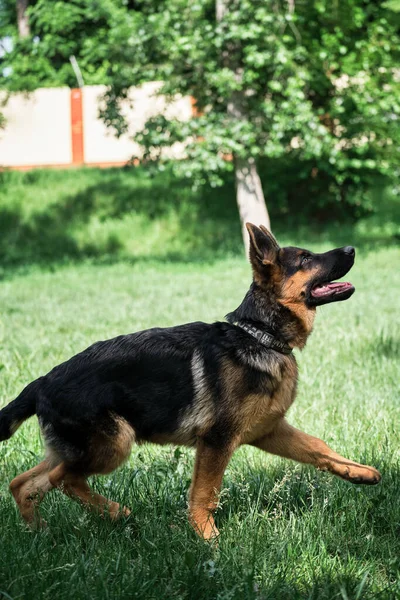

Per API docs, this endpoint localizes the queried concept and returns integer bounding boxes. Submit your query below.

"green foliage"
[100,0,400,214]
[0,0,124,89]
[383,0,400,12]
[0,240,399,599]
[1,1,400,216]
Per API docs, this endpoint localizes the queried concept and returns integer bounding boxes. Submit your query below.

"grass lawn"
[0,168,399,599]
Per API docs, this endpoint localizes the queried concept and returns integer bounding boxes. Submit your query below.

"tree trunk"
[235,156,271,254]
[16,0,30,38]
[216,0,271,257]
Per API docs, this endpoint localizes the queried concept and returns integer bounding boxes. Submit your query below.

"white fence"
[0,83,193,169]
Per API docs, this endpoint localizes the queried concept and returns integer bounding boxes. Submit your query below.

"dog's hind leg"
[9,460,53,526]
[48,463,131,520]
[43,415,134,520]
[189,439,236,540]
[252,418,381,485]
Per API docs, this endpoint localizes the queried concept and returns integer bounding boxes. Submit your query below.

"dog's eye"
[301,255,312,265]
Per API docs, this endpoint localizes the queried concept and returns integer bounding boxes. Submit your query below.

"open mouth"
[311,281,354,299]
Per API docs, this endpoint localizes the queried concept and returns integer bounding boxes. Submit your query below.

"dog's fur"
[0,224,381,538]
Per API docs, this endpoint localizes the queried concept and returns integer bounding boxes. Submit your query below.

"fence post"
[70,88,84,166]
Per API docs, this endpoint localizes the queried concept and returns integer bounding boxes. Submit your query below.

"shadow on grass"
[0,166,241,271]
[364,334,400,359]
[78,458,399,598]
[1,452,397,599]
[0,165,398,274]
[222,459,396,525]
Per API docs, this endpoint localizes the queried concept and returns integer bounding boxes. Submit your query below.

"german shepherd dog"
[0,224,381,539]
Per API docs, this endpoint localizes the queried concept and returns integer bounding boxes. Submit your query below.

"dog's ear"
[258,225,280,250]
[246,223,280,269]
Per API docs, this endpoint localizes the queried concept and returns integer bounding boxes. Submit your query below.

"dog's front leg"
[252,418,381,485]
[189,438,236,540]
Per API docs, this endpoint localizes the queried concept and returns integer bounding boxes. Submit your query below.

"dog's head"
[246,223,355,309]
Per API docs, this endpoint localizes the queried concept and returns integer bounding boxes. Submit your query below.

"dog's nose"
[343,246,355,256]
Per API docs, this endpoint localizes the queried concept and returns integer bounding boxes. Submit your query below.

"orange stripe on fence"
[70,88,84,165]
[190,97,202,118]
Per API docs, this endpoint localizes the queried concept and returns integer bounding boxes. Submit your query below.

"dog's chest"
[240,356,298,444]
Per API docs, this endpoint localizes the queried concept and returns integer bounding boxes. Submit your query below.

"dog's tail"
[0,379,42,441]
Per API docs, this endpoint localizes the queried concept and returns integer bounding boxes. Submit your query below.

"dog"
[0,223,381,539]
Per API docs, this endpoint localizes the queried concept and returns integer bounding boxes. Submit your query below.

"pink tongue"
[311,282,352,298]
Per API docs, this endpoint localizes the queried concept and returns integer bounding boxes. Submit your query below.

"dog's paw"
[189,511,220,541]
[340,464,381,485]
[109,504,131,521]
[201,523,220,542]
[27,516,48,530]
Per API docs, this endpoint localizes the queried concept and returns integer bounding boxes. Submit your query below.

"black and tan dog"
[0,224,381,539]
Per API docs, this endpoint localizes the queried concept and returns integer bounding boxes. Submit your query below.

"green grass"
[0,167,399,599]
[0,166,399,272]
[0,166,242,268]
